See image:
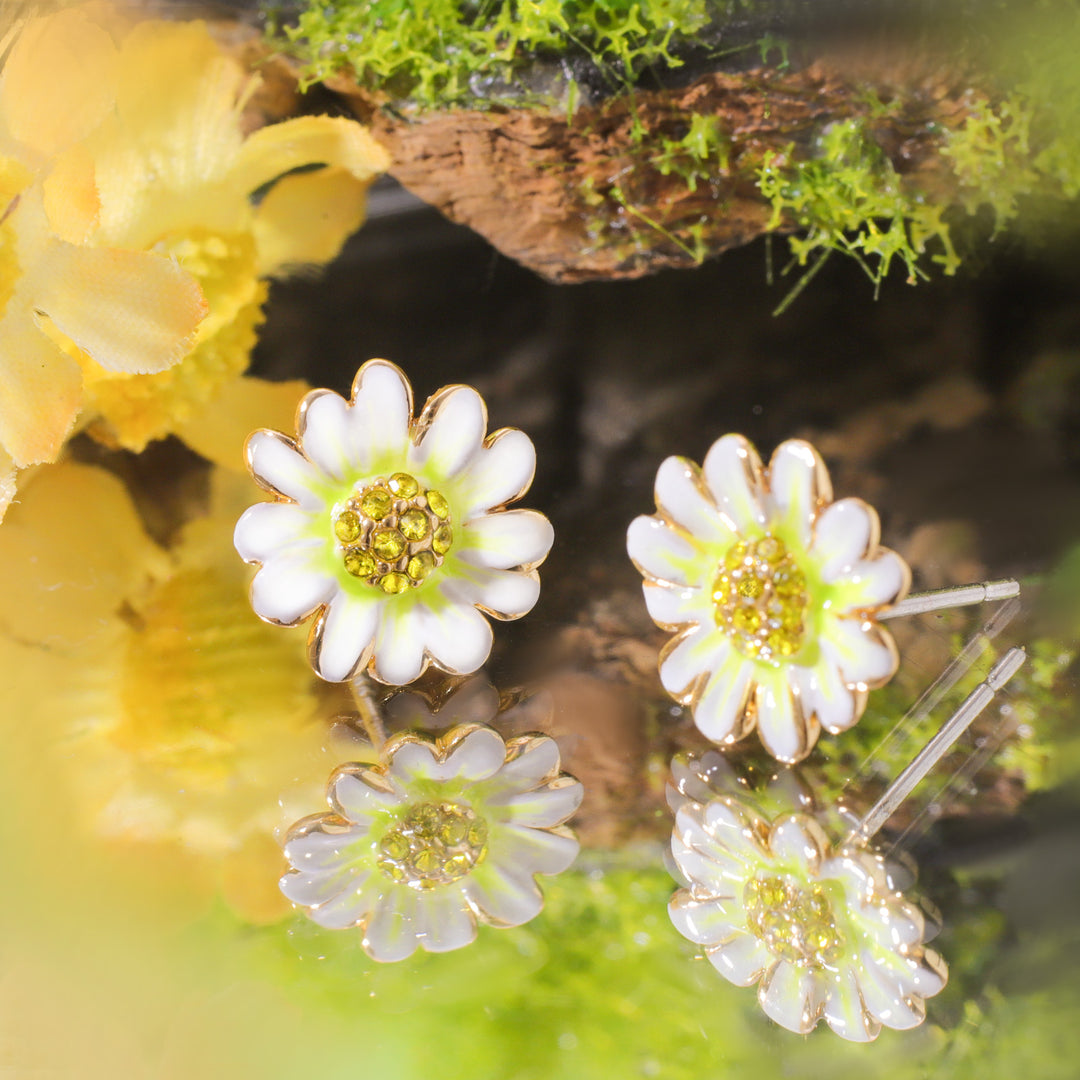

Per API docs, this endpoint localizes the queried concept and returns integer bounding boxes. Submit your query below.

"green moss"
[284,0,714,108]
[757,119,960,302]
[649,112,730,192]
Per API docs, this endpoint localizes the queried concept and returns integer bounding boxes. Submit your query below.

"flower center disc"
[331,472,453,594]
[712,534,810,663]
[743,874,844,967]
[376,802,488,890]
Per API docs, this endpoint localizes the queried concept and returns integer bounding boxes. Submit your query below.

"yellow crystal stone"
[406,551,436,581]
[426,490,449,519]
[432,524,453,555]
[333,509,361,543]
[389,472,419,498]
[399,508,430,542]
[372,528,406,562]
[359,488,392,520]
[379,572,410,594]
[343,549,377,578]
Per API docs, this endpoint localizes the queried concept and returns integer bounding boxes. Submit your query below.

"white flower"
[627,434,910,762]
[235,360,554,684]
[669,794,947,1041]
[280,724,583,961]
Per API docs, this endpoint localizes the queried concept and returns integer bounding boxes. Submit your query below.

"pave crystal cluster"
[376,801,489,889]
[332,471,453,594]
[711,534,809,664]
[743,875,844,967]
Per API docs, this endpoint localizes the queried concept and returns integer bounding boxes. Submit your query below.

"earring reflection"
[667,649,1024,1041]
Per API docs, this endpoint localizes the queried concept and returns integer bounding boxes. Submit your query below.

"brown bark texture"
[332,54,977,283]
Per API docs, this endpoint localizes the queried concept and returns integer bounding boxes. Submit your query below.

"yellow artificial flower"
[0,58,206,505]
[0,5,388,468]
[0,446,344,923]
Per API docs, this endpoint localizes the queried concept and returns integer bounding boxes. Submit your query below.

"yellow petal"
[229,115,389,198]
[113,19,247,193]
[174,374,310,471]
[0,461,168,647]
[81,277,268,452]
[33,241,208,374]
[42,142,100,243]
[0,444,14,522]
[0,309,83,466]
[253,165,374,275]
[0,8,118,159]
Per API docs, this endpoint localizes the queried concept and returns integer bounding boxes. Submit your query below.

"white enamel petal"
[422,597,494,675]
[859,900,925,950]
[768,816,824,870]
[457,567,540,619]
[871,949,947,1000]
[457,428,536,517]
[754,673,815,763]
[250,555,335,625]
[494,738,560,791]
[820,852,885,901]
[364,890,421,961]
[371,603,426,684]
[627,515,703,588]
[490,779,583,827]
[654,456,735,545]
[234,501,320,563]
[463,865,544,927]
[459,510,553,570]
[280,866,369,908]
[246,431,324,510]
[857,959,927,1029]
[767,439,832,546]
[813,498,877,581]
[308,877,380,930]
[693,649,755,744]
[348,360,413,471]
[299,390,354,480]
[330,771,403,822]
[388,726,505,784]
[794,658,857,735]
[821,616,898,688]
[701,434,767,534]
[415,888,478,953]
[643,581,710,628]
[497,824,579,875]
[409,386,487,481]
[668,892,742,947]
[670,839,735,896]
[824,967,880,1042]
[443,726,509,781]
[312,594,380,682]
[700,802,764,864]
[707,932,774,987]
[758,959,822,1034]
[829,551,910,613]
[284,827,367,872]
[659,627,718,698]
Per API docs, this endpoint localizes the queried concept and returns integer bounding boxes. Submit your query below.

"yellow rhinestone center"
[376,802,488,890]
[331,472,453,594]
[743,875,844,967]
[712,534,810,663]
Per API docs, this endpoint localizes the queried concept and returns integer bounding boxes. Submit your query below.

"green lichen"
[284,0,714,108]
[757,119,961,304]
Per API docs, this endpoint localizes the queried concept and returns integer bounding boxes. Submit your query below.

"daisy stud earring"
[668,646,1025,1041]
[234,360,554,685]
[627,434,1020,762]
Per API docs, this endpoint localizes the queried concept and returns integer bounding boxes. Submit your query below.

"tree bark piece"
[334,56,976,283]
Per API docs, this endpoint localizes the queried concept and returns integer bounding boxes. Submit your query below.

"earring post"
[848,646,1026,845]
[881,579,1020,620]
